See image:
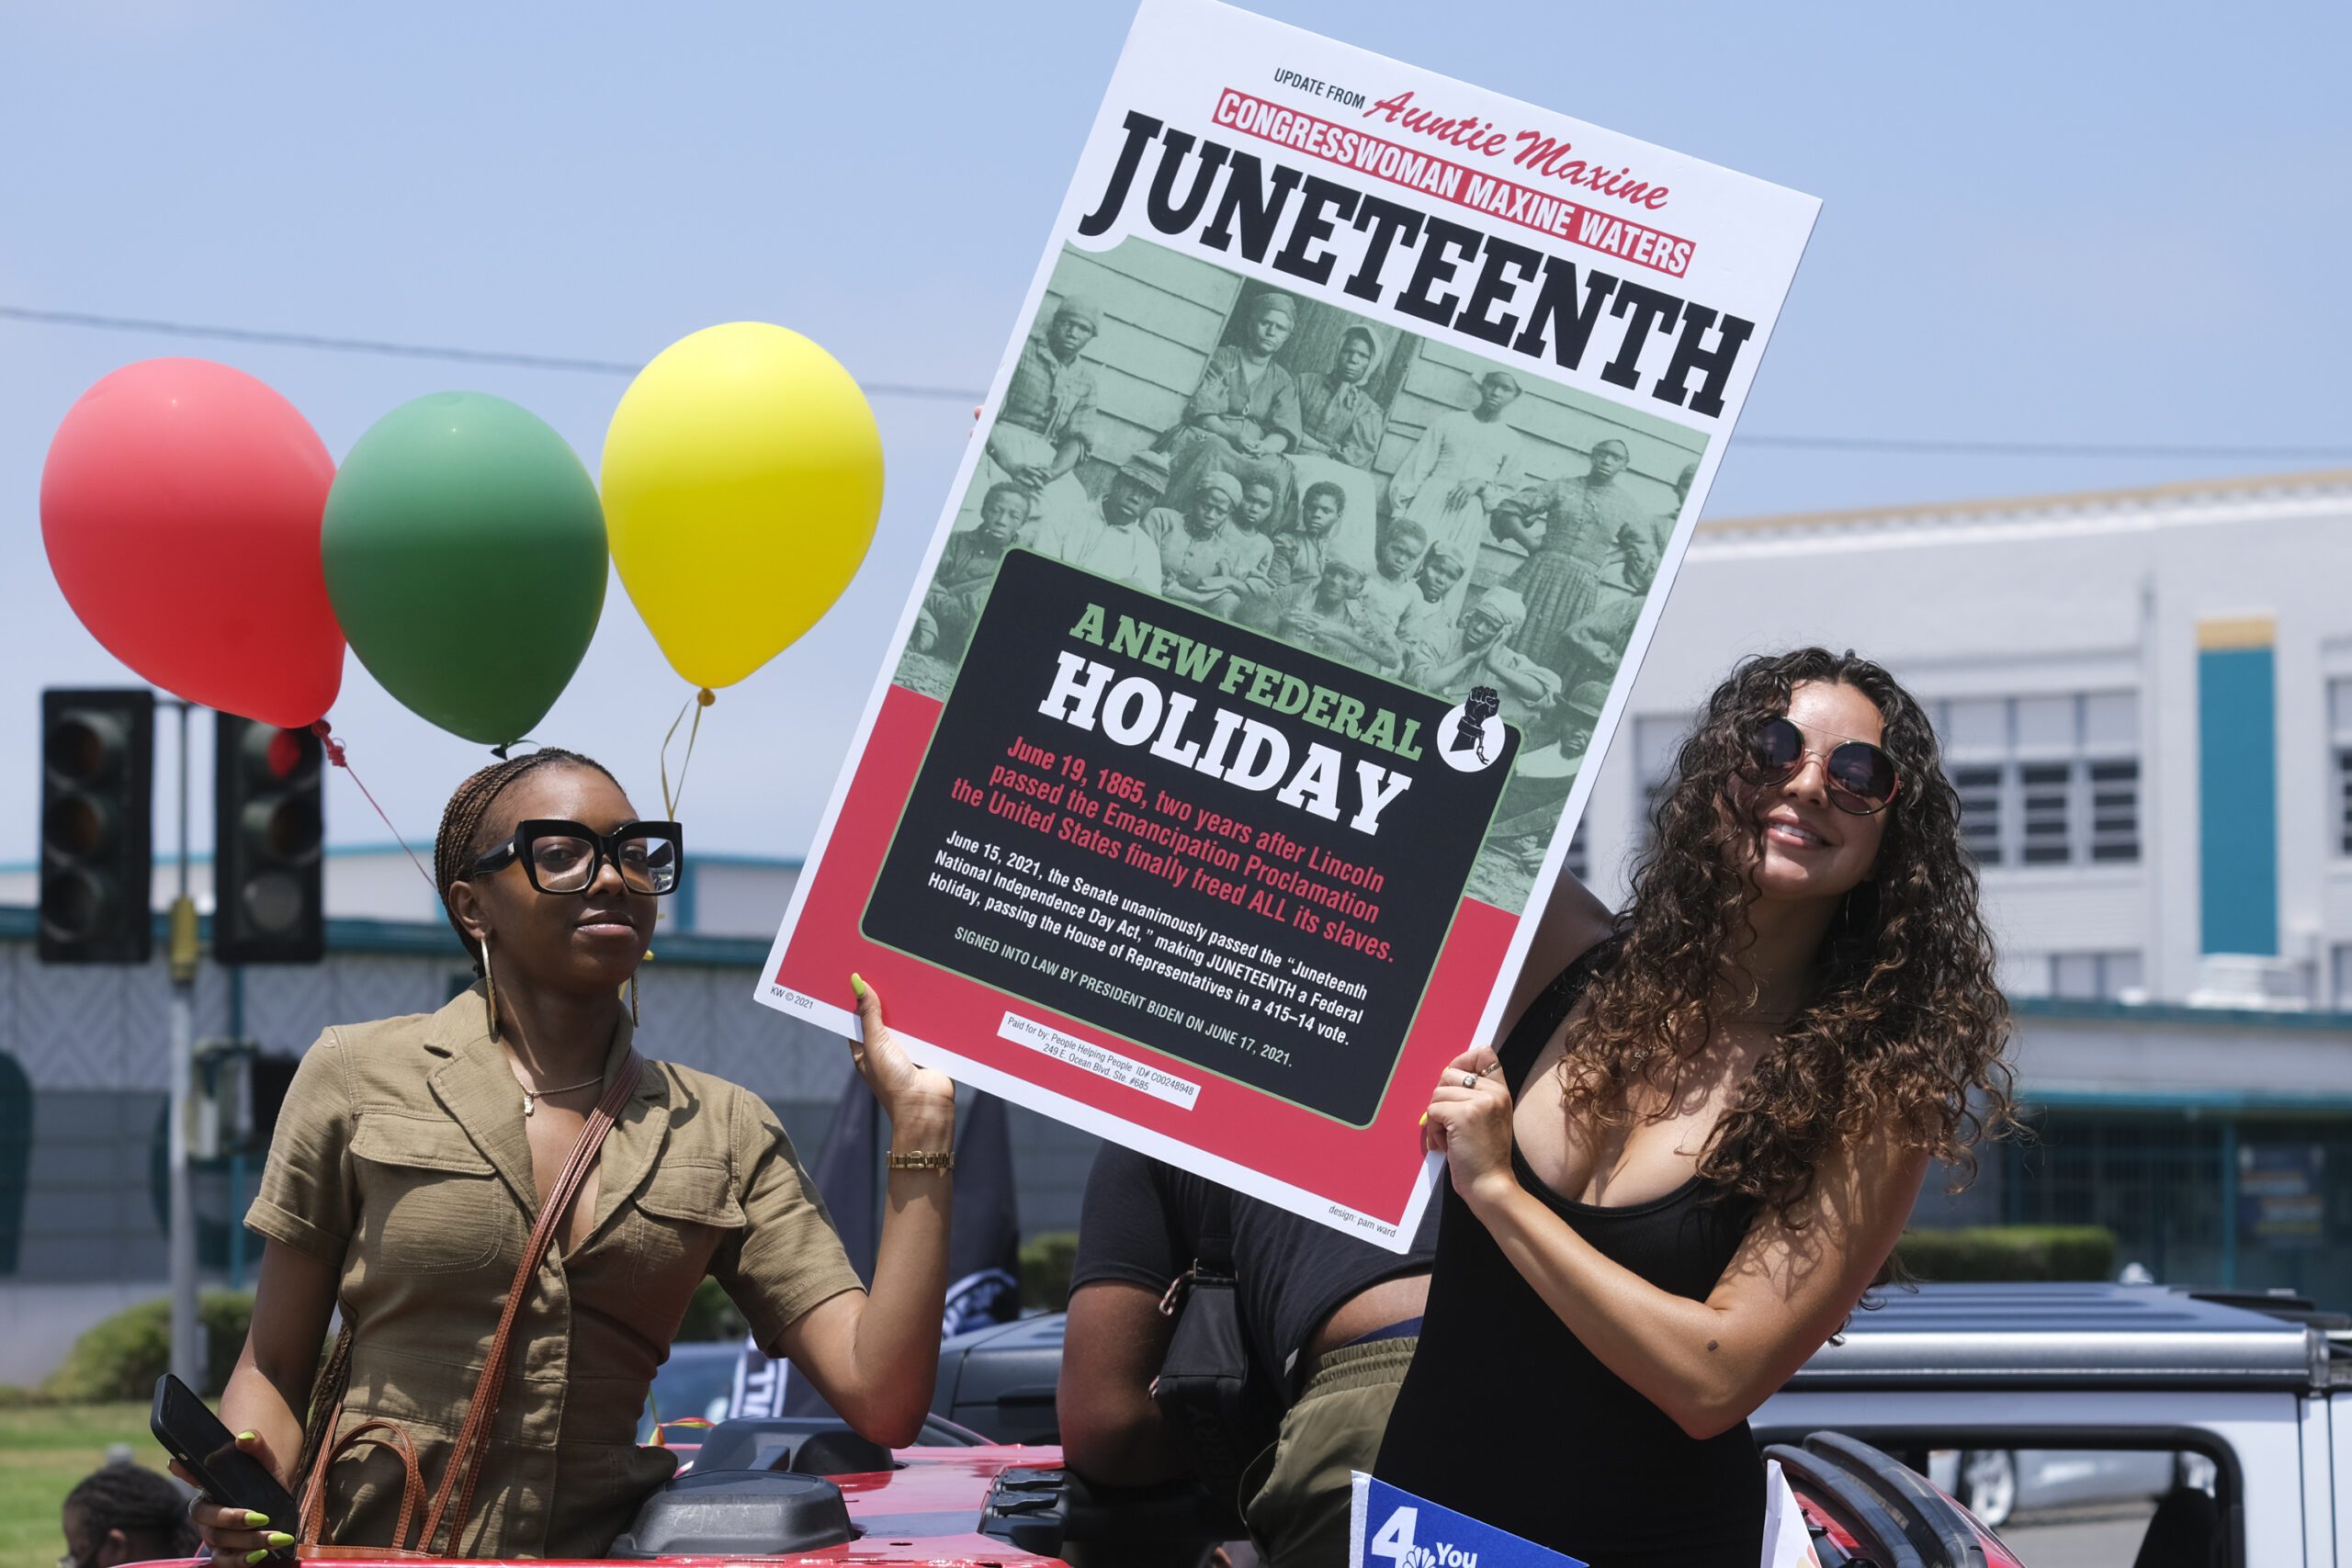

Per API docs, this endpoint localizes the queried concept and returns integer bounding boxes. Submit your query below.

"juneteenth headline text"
[1078,85,1756,420]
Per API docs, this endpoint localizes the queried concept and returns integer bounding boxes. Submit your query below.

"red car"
[225,1416,2018,1568]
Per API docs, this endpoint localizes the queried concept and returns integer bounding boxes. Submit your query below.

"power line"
[1730,433,2352,460]
[0,304,974,403]
[8,302,2347,460]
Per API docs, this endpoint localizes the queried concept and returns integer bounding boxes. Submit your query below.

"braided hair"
[433,748,619,972]
[65,1463,198,1560]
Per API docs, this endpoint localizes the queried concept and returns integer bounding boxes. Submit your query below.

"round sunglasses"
[1743,716,1901,816]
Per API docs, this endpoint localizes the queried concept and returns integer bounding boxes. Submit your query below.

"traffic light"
[212,715,325,964]
[38,689,156,964]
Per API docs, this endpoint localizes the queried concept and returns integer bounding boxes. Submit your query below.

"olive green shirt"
[246,987,862,1558]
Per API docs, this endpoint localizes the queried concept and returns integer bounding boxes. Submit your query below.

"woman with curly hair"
[1375,648,2013,1567]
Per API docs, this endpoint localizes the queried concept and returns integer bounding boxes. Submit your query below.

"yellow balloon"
[603,322,884,689]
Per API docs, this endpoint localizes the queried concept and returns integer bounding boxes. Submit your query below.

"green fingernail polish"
[244,1513,270,1529]
[247,1551,271,1565]
[268,1533,295,1549]
[850,972,868,998]
[236,1431,257,1443]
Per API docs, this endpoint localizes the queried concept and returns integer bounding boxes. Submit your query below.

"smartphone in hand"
[149,1373,299,1526]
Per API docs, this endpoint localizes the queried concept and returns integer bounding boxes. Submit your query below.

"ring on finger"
[1461,1072,1478,1089]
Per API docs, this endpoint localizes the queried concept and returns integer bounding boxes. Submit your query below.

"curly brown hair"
[1564,648,2014,1227]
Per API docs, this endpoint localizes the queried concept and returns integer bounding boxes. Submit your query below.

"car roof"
[1788,1282,2325,1391]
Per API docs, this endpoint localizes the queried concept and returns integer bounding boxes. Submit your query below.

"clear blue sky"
[3,1,2345,870]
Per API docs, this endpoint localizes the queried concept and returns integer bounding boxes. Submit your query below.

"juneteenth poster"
[759,0,1818,1247]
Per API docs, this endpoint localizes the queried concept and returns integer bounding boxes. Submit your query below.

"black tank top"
[1374,941,1765,1567]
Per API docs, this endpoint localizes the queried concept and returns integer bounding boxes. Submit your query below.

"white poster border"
[756,0,1820,1247]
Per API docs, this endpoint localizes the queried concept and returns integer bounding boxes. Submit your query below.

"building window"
[2331,678,2352,855]
[1632,715,1686,849]
[2016,950,2145,1001]
[1931,692,2140,868]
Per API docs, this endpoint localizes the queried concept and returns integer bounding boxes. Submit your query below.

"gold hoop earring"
[479,935,499,1042]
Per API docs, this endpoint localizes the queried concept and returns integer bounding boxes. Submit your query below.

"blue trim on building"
[2024,1087,2352,1114]
[2011,995,2352,1031]
[2198,643,2278,954]
[0,905,772,969]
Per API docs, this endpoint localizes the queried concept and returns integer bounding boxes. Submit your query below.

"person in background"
[1149,469,1269,621]
[966,293,1102,537]
[1275,558,1397,671]
[1403,587,1559,729]
[1493,438,1645,678]
[912,480,1031,660]
[1355,518,1430,660]
[1235,475,1282,547]
[1032,450,1171,595]
[1060,1134,1478,1566]
[1294,325,1387,469]
[1378,649,2015,1566]
[1392,540,1469,679]
[1555,580,1644,698]
[1385,370,1524,604]
[1241,479,1350,620]
[1640,460,1698,571]
[62,1463,196,1568]
[1158,289,1304,514]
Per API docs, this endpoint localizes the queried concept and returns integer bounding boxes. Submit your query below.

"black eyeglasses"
[1743,716,1901,816]
[468,819,684,896]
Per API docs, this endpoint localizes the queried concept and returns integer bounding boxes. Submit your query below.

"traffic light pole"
[164,699,199,1390]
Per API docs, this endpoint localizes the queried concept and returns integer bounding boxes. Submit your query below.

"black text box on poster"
[863,549,1518,1126]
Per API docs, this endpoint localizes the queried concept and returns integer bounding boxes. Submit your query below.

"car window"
[638,1345,743,1443]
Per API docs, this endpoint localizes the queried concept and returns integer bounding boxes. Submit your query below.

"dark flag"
[808,1080,887,1283]
[729,1083,1021,1419]
[941,1090,1021,1337]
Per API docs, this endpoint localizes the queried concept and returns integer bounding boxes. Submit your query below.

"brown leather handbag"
[292,1055,644,1559]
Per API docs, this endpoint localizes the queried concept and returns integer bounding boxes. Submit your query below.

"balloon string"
[660,688,716,819]
[311,721,436,891]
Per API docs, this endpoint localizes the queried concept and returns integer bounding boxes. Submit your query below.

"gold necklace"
[515,1073,603,1117]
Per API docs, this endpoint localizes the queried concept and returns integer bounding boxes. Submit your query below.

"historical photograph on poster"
[895,239,1708,920]
[760,0,1816,1245]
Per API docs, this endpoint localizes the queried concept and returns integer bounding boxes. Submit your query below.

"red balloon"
[40,358,344,726]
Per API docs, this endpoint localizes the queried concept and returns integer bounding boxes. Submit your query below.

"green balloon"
[323,393,606,746]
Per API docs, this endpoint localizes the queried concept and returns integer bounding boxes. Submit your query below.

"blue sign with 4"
[1350,1472,1587,1568]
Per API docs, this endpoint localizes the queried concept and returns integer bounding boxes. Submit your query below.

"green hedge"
[678,1277,749,1343]
[1021,1232,1080,1314]
[1894,1225,2117,1282]
[42,1291,255,1403]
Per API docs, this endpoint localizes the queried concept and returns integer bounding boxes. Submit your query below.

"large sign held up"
[760,0,1817,1246]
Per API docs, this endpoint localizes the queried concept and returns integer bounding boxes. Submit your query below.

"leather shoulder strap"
[294,1319,356,1546]
[414,1052,645,1555]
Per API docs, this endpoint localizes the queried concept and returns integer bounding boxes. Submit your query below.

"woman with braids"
[180,750,956,1561]
[62,1464,197,1568]
[1375,649,2013,1567]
